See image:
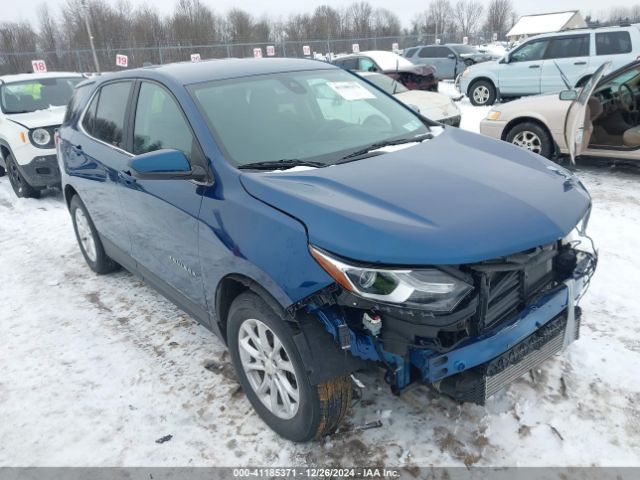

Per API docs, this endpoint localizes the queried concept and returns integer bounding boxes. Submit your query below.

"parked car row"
[1,56,597,442]
[480,60,640,162]
[458,24,640,106]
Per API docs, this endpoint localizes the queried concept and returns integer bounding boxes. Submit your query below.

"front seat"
[623,126,640,146]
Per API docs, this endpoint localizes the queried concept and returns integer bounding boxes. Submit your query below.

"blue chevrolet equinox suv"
[57,58,597,441]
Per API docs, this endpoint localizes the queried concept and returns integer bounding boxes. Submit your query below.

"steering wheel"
[618,83,636,112]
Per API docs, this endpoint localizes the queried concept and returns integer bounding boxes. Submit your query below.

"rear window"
[63,84,91,124]
[596,31,632,55]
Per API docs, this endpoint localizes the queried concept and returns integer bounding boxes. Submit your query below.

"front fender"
[198,176,334,318]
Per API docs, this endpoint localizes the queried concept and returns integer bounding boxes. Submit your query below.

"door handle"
[118,170,137,185]
[529,64,540,69]
[574,61,587,65]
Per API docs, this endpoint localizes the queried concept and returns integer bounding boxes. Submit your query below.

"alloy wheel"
[512,130,543,154]
[75,208,97,262]
[473,85,490,104]
[238,318,299,419]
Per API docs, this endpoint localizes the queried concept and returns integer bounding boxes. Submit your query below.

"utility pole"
[82,0,100,73]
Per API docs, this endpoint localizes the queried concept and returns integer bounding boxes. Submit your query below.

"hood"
[240,128,590,266]
[395,91,459,120]
[5,106,66,129]
[386,64,435,77]
[493,91,571,116]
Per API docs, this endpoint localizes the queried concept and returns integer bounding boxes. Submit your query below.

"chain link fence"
[0,32,499,74]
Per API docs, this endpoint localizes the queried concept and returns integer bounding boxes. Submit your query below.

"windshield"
[450,45,477,54]
[0,77,82,114]
[189,69,428,167]
[363,73,408,94]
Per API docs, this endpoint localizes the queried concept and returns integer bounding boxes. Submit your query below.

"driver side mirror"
[128,149,206,181]
[559,89,578,101]
[447,53,456,59]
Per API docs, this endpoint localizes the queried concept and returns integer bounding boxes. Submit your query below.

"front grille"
[484,271,521,329]
[470,244,557,333]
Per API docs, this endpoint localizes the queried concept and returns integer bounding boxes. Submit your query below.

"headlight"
[310,246,473,312]
[31,128,51,147]
[486,110,501,121]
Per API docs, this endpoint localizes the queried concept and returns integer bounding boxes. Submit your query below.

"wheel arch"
[215,273,290,344]
[63,184,79,209]
[467,76,496,96]
[502,117,557,156]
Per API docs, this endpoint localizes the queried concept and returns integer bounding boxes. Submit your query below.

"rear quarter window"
[596,31,632,55]
[63,83,92,124]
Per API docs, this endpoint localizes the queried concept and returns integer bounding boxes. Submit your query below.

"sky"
[2,0,625,28]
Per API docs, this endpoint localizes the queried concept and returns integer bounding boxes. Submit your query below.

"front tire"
[227,292,352,442]
[5,154,40,198]
[469,79,496,106]
[69,195,118,274]
[505,121,554,159]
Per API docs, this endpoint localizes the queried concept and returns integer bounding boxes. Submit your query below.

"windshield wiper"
[337,133,433,163]
[238,159,325,171]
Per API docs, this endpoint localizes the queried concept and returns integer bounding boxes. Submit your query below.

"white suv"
[0,72,83,198]
[458,25,640,106]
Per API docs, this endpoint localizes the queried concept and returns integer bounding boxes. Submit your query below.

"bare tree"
[429,0,453,38]
[453,0,484,39]
[484,0,514,40]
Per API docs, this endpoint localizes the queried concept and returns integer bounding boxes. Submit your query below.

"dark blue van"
[57,58,596,442]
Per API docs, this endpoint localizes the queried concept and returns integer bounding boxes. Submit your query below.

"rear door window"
[545,34,590,59]
[419,47,450,58]
[418,47,436,58]
[133,82,197,161]
[89,81,133,149]
[596,31,632,55]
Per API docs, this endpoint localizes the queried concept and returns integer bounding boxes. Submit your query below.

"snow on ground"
[1,95,640,468]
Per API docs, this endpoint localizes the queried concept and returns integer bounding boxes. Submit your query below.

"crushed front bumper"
[311,251,593,403]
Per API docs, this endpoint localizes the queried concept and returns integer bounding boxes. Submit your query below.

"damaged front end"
[290,227,597,405]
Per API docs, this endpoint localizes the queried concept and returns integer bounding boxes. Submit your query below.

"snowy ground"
[1,87,640,468]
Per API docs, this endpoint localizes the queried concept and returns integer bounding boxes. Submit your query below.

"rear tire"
[70,195,118,274]
[505,121,554,159]
[227,292,352,441]
[5,154,40,198]
[469,79,496,106]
